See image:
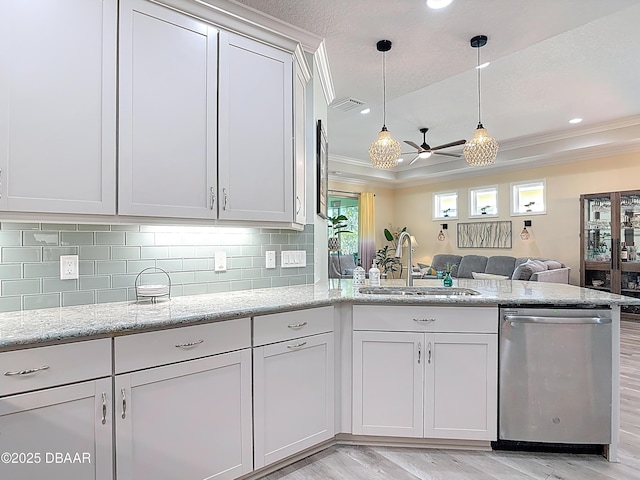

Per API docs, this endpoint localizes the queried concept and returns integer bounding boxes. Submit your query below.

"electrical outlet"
[60,255,79,280]
[214,251,227,272]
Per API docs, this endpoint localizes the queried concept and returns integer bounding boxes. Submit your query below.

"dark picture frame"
[457,221,512,249]
[316,119,328,219]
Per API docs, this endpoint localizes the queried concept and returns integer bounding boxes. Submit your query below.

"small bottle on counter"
[368,261,381,287]
[353,260,366,288]
[621,242,629,262]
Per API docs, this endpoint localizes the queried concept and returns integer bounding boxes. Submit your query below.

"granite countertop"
[1,278,638,349]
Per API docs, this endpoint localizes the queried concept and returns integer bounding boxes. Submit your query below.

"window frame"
[433,190,459,220]
[510,179,546,216]
[468,185,498,218]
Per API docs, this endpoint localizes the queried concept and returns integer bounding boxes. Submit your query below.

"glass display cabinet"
[580,190,640,319]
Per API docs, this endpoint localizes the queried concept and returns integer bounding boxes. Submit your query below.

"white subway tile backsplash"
[0,223,314,312]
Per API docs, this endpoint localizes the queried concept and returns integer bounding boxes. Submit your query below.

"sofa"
[416,254,571,283]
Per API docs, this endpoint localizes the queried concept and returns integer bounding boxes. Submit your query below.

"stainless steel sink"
[358,286,481,296]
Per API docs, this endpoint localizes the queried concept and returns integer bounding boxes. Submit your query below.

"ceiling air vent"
[330,97,365,112]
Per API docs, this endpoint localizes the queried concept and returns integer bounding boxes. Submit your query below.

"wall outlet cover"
[214,251,227,272]
[266,251,276,269]
[60,255,79,280]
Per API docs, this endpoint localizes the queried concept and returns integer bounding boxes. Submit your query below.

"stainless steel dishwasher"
[498,307,612,445]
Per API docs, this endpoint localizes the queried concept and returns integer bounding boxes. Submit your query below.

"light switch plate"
[214,251,227,272]
[266,251,276,269]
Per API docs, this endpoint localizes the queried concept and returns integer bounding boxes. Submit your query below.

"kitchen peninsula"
[0,279,637,480]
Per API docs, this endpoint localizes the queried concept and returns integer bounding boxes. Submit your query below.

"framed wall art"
[457,221,512,248]
[316,119,328,219]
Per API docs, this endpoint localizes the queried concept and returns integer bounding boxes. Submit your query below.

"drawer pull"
[413,318,436,323]
[4,365,50,376]
[175,339,204,348]
[428,342,432,364]
[286,341,307,349]
[287,322,307,329]
[121,388,127,419]
[101,393,107,425]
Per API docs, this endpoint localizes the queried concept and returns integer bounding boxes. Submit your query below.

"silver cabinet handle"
[296,196,301,214]
[287,341,307,349]
[223,188,228,211]
[175,339,204,348]
[209,187,216,210]
[287,322,307,329]
[428,342,432,364]
[413,318,436,323]
[121,388,127,419]
[418,342,422,364]
[4,365,50,376]
[101,393,107,425]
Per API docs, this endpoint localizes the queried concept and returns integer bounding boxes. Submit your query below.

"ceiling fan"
[402,127,466,165]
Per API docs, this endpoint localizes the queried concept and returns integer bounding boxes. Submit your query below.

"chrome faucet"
[395,231,414,286]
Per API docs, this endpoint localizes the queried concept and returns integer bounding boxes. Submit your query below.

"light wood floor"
[262,321,640,480]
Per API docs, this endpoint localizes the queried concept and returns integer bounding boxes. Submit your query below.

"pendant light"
[463,35,499,167]
[368,40,402,169]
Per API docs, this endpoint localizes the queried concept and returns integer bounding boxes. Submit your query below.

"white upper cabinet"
[118,0,218,219]
[0,0,117,215]
[218,32,294,223]
[293,48,311,226]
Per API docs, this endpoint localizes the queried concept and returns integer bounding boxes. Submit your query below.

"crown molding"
[314,41,336,105]
[294,44,312,83]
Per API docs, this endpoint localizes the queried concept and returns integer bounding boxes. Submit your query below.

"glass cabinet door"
[584,196,612,263]
[619,193,640,306]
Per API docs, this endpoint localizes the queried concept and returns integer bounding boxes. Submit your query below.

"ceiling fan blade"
[433,151,462,158]
[404,140,421,150]
[430,139,466,151]
[408,154,421,166]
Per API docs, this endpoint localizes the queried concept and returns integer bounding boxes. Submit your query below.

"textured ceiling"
[234,0,640,185]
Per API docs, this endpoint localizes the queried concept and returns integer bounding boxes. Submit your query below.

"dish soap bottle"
[353,260,366,288]
[443,271,453,287]
[369,261,381,287]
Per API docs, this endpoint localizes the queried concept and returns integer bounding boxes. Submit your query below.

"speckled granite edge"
[1,279,638,349]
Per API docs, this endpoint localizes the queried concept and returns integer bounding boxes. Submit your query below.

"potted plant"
[327,214,351,251]
[374,225,406,278]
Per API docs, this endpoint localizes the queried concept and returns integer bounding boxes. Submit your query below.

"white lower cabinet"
[114,318,253,480]
[252,308,335,469]
[0,339,113,480]
[352,306,498,441]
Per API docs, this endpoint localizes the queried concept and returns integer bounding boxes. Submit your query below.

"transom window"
[469,185,498,218]
[433,191,458,220]
[511,179,546,215]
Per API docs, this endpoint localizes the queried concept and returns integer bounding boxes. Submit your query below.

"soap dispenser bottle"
[369,261,381,287]
[353,260,366,288]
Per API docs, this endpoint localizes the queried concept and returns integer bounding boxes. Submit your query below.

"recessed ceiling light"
[426,0,453,9]
[569,118,583,124]
[360,108,370,114]
[476,61,490,69]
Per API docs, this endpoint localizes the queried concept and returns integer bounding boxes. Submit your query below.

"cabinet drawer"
[0,339,111,397]
[353,305,498,333]
[253,306,334,346]
[115,318,250,373]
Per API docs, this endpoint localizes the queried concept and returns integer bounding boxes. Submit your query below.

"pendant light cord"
[382,51,387,129]
[476,46,482,127]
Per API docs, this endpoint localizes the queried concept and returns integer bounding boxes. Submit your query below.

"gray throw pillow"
[512,259,547,281]
[543,260,563,270]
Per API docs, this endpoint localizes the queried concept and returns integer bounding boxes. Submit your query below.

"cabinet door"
[115,350,253,480]
[0,378,113,480]
[253,332,334,468]
[424,333,498,441]
[118,0,218,219]
[352,331,423,437]
[218,32,293,222]
[0,0,116,214]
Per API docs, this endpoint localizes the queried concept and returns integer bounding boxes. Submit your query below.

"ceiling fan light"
[427,0,453,9]
[419,151,432,159]
[369,128,401,169]
[463,126,499,166]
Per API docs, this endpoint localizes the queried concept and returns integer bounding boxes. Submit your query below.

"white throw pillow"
[472,272,509,280]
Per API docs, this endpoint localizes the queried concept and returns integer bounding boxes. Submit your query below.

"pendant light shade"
[464,35,499,167]
[369,40,401,169]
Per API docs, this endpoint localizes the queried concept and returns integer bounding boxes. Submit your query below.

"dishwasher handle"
[504,314,611,325]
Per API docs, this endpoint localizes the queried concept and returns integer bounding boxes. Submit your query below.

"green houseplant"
[327,214,352,251]
[374,226,406,278]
